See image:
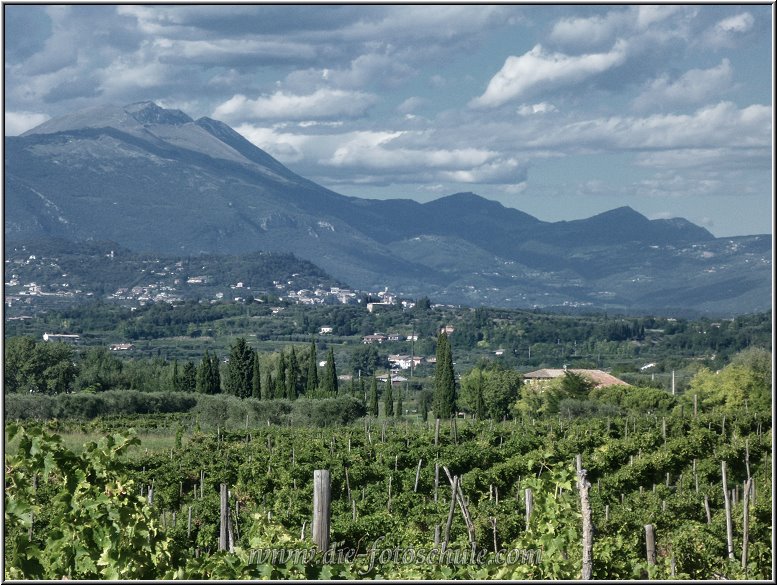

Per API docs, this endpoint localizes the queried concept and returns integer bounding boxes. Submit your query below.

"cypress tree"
[226,338,254,397]
[306,340,318,394]
[171,359,181,392]
[322,348,338,396]
[182,361,197,392]
[475,369,486,420]
[210,353,221,394]
[368,376,379,417]
[196,350,211,394]
[252,352,262,399]
[274,351,286,399]
[434,332,456,418]
[359,376,366,406]
[286,346,299,400]
[384,374,394,417]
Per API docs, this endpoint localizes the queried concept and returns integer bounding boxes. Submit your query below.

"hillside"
[5,101,771,314]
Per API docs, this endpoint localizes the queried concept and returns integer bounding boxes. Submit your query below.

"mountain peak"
[124,101,193,126]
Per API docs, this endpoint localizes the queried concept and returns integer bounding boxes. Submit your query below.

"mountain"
[5,101,771,314]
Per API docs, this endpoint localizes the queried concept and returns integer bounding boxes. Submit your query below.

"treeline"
[3,336,346,400]
[4,392,365,428]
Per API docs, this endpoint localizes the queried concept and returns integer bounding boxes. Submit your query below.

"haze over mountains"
[5,101,771,314]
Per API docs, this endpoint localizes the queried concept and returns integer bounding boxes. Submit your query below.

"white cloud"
[549,6,684,50]
[525,102,771,151]
[701,12,755,48]
[635,147,771,172]
[549,10,629,48]
[716,12,754,34]
[284,53,415,92]
[4,111,51,135]
[397,97,427,114]
[212,89,378,122]
[517,102,557,116]
[470,41,628,108]
[632,59,733,111]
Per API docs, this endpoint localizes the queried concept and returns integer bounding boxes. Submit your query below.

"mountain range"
[5,101,772,314]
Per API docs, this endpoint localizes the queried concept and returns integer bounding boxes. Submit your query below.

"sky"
[3,3,773,237]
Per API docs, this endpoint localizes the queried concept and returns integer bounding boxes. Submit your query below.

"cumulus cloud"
[4,111,51,135]
[470,41,628,108]
[517,102,557,116]
[549,6,685,50]
[549,10,630,49]
[283,53,415,93]
[632,59,733,111]
[213,89,379,122]
[701,12,755,47]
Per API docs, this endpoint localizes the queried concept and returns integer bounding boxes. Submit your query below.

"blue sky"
[4,4,773,237]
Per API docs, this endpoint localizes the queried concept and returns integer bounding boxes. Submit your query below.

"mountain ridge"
[5,101,770,314]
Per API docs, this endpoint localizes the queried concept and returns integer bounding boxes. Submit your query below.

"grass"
[5,429,183,457]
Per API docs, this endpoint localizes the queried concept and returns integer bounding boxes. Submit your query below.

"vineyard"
[5,404,772,579]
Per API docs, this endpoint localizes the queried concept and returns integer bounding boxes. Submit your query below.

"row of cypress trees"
[187,333,457,417]
[192,338,342,399]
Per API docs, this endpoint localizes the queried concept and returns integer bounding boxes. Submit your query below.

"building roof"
[523,368,629,387]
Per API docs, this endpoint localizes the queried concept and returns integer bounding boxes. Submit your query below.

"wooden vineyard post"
[645,524,656,566]
[227,489,235,552]
[722,461,734,560]
[742,477,751,571]
[704,494,712,524]
[219,483,228,551]
[387,475,393,512]
[576,454,593,580]
[187,506,192,539]
[313,470,331,552]
[435,418,440,447]
[524,488,533,531]
[434,463,439,503]
[442,475,458,552]
[414,459,423,493]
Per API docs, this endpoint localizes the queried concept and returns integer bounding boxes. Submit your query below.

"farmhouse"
[522,368,629,388]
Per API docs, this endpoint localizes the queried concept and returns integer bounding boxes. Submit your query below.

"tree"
[434,332,456,418]
[306,340,318,394]
[209,353,221,394]
[4,337,77,395]
[196,351,212,394]
[349,344,382,377]
[461,363,521,420]
[252,352,262,399]
[286,346,299,400]
[368,376,379,417]
[181,361,197,392]
[688,348,771,412]
[419,389,432,422]
[225,338,254,398]
[274,351,287,399]
[74,347,124,393]
[384,375,394,417]
[475,373,485,420]
[322,348,338,396]
[396,385,403,417]
[559,370,595,400]
[170,360,181,393]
